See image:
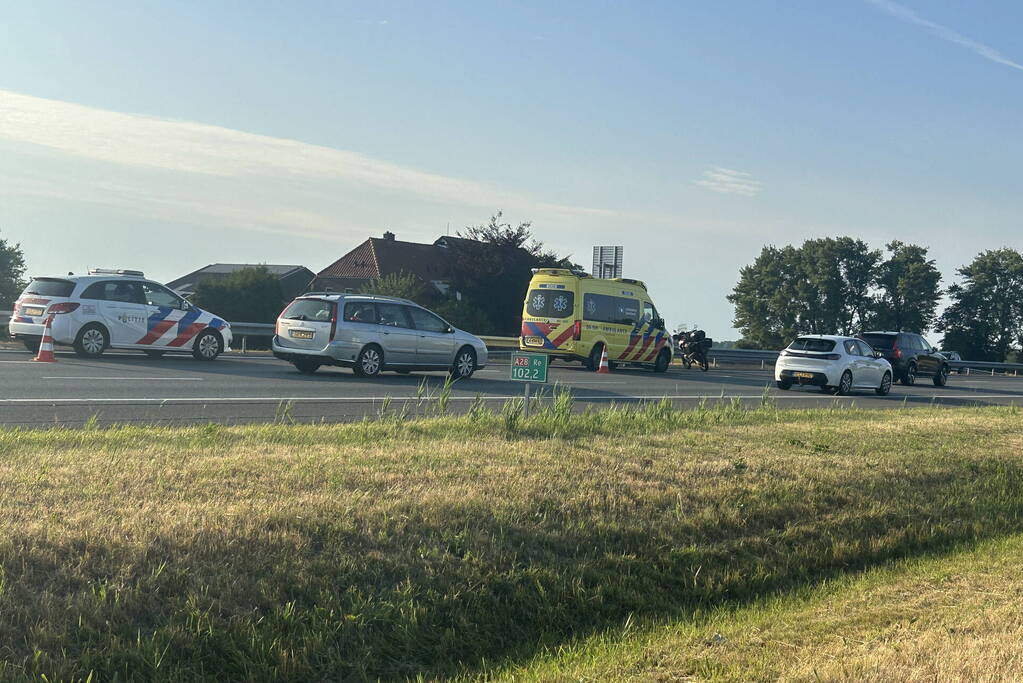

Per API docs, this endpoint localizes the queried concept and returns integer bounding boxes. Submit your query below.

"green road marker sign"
[510,352,548,417]
[510,352,548,383]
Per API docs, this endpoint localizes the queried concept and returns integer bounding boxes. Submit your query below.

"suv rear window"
[526,289,575,319]
[22,278,75,298]
[788,338,836,352]
[281,299,334,322]
[861,333,897,349]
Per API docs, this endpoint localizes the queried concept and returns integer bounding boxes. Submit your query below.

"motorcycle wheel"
[700,357,709,372]
[683,359,692,369]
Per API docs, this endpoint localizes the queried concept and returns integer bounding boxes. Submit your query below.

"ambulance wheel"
[22,338,41,353]
[587,344,604,372]
[74,324,108,358]
[192,330,222,361]
[654,349,670,373]
[144,350,166,359]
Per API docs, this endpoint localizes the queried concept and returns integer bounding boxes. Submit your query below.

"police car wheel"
[587,344,603,371]
[191,330,221,361]
[74,324,108,358]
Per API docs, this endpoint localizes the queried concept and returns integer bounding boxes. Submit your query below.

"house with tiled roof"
[312,232,459,294]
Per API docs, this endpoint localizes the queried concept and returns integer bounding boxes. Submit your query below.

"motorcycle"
[673,329,712,371]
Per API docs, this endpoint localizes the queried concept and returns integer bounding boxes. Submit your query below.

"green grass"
[0,401,1022,681]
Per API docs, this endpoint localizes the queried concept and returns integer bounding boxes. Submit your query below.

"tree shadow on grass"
[3,455,1023,681]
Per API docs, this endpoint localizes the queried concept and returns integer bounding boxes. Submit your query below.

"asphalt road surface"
[2,349,1022,427]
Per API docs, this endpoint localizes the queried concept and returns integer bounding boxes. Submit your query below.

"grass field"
[1,399,1021,681]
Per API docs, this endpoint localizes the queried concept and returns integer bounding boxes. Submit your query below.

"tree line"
[729,238,1023,361]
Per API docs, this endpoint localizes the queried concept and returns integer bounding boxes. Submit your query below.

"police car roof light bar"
[88,268,146,277]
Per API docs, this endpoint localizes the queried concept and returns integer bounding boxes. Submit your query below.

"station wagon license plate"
[22,306,44,316]
[524,336,543,347]
[794,372,814,379]
[290,329,314,339]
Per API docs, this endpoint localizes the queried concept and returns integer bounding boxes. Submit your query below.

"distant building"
[312,231,461,295]
[167,264,315,301]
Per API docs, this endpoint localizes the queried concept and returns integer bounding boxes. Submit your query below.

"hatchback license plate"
[794,372,814,379]
[23,306,44,316]
[290,329,314,339]
[524,336,543,347]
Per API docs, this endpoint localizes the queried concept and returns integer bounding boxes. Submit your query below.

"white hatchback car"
[9,269,232,360]
[776,335,893,396]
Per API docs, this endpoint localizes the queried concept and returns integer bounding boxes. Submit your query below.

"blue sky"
[1,0,1021,337]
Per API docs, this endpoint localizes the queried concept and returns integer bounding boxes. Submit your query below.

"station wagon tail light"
[893,345,902,359]
[573,320,582,341]
[329,303,338,341]
[48,302,80,314]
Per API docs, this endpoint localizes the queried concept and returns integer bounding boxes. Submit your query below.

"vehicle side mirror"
[446,326,455,333]
[653,317,665,329]
[931,347,939,354]
[873,351,883,359]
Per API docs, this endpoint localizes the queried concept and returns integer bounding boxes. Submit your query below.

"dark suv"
[859,331,950,386]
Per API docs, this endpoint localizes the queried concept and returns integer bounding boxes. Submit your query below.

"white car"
[9,269,232,360]
[775,335,893,396]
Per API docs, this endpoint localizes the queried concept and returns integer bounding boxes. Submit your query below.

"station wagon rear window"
[282,299,334,322]
[23,278,75,298]
[787,338,836,353]
[526,289,574,318]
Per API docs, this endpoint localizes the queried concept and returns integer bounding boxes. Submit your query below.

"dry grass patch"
[0,404,1020,680]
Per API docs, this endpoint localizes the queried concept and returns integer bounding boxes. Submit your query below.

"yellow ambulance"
[519,268,672,372]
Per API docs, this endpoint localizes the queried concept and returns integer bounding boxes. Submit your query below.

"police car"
[9,269,232,359]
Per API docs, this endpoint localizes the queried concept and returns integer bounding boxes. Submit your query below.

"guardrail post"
[966,367,970,376]
[760,359,765,370]
[992,368,995,376]
[241,336,247,354]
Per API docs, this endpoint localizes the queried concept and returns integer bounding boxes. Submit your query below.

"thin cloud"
[865,0,1023,73]
[0,89,615,220]
[695,168,763,197]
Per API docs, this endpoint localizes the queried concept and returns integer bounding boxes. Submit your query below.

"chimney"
[383,231,395,241]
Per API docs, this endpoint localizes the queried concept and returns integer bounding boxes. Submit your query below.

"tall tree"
[446,212,577,336]
[0,231,28,309]
[869,240,942,332]
[728,237,879,347]
[728,245,802,349]
[937,249,1023,362]
[191,266,285,324]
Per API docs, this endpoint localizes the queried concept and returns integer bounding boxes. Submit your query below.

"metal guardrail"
[3,314,1020,374]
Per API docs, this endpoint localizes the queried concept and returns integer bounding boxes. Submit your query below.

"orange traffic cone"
[34,314,57,362]
[597,345,611,373]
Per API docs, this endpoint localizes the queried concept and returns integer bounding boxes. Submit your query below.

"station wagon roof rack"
[298,292,418,305]
[87,268,146,277]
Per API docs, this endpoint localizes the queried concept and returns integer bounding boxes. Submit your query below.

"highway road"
[2,349,1022,427]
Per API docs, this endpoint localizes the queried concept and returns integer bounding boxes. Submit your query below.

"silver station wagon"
[271,294,488,378]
